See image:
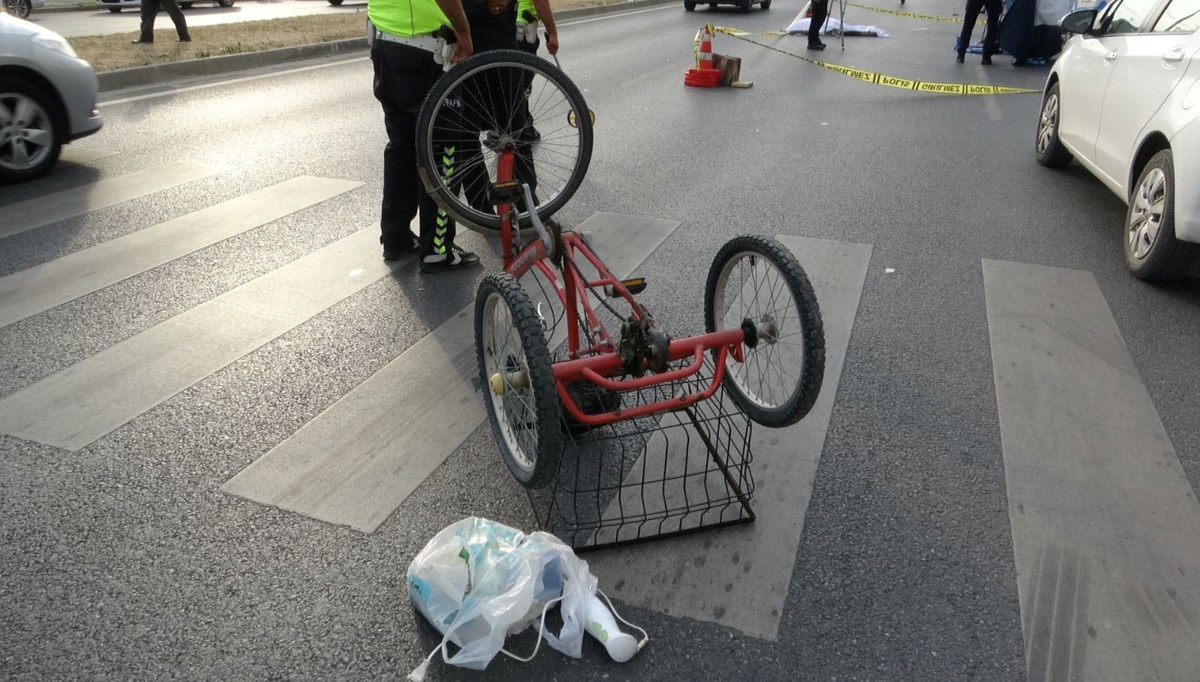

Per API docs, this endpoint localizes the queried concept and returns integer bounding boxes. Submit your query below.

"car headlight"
[32,33,79,60]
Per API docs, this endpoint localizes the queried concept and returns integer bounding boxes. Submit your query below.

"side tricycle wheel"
[704,235,825,427]
[475,273,563,488]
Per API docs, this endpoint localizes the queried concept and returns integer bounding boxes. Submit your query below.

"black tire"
[704,235,825,428]
[476,273,563,488]
[417,49,593,234]
[107,6,121,11]
[684,0,696,9]
[7,0,32,18]
[761,0,771,8]
[328,0,344,4]
[217,0,235,6]
[180,2,192,7]
[1035,81,1073,169]
[739,0,752,10]
[1124,150,1198,281]
[0,77,63,184]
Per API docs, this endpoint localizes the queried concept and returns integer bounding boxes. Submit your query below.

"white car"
[0,13,102,183]
[1036,0,1200,281]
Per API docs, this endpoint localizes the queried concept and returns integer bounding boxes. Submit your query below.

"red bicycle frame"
[493,147,747,426]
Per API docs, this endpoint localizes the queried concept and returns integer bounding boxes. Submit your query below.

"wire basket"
[526,354,756,552]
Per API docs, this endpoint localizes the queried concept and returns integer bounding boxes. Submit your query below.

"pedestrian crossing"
[2,156,1199,678]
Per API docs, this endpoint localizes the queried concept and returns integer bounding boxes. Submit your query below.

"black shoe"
[956,52,965,64]
[420,248,481,273]
[519,126,541,143]
[807,40,826,50]
[981,55,993,65]
[179,36,192,42]
[381,235,418,261]
[132,38,153,44]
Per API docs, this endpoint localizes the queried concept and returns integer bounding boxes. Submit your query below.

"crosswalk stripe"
[220,212,680,534]
[0,161,228,240]
[587,235,873,640]
[57,147,119,164]
[983,259,1200,681]
[0,227,392,451]
[0,176,363,328]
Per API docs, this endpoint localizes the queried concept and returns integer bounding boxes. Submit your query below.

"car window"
[1152,0,1200,31]
[1100,0,1164,33]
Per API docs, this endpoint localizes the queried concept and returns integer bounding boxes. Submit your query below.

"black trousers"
[808,0,829,43]
[139,0,189,42]
[371,41,453,258]
[958,0,1002,56]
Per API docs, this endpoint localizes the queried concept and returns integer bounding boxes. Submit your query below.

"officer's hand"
[453,34,473,62]
[545,30,558,55]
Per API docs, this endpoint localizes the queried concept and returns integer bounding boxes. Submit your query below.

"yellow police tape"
[844,2,987,25]
[709,25,1040,95]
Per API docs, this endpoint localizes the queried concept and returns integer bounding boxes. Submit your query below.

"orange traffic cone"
[684,24,720,87]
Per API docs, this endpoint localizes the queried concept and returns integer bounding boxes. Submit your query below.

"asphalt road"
[27,0,362,38]
[3,2,1200,680]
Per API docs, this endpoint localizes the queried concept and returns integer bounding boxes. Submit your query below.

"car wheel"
[0,77,63,184]
[1124,150,1198,281]
[328,0,344,5]
[684,0,695,9]
[217,0,234,6]
[107,6,121,11]
[180,2,193,7]
[6,0,32,19]
[761,0,771,8]
[1035,82,1073,168]
[739,0,752,10]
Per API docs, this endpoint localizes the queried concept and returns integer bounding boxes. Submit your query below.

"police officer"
[515,0,559,141]
[807,0,828,50]
[369,0,479,272]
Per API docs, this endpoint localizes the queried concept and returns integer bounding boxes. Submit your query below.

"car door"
[1056,0,1167,162]
[1093,0,1200,190]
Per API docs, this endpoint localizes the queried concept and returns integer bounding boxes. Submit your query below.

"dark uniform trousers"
[371,41,450,257]
[958,0,1003,57]
[139,0,190,42]
[808,0,828,45]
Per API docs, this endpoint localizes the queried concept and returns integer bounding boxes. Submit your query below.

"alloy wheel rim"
[0,93,53,172]
[1037,93,1059,156]
[1127,167,1166,260]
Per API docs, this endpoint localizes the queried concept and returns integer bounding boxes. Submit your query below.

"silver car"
[0,13,102,183]
[5,0,46,20]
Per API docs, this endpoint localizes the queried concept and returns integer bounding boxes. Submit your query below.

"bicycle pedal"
[605,277,648,297]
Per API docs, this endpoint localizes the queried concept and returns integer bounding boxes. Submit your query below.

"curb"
[95,0,677,92]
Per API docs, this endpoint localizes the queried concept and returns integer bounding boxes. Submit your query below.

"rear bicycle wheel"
[417,49,593,234]
[704,235,825,427]
[476,273,563,488]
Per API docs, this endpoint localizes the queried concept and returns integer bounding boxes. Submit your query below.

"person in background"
[807,0,829,50]
[515,0,560,141]
[956,0,1002,64]
[133,0,190,44]
[369,0,478,272]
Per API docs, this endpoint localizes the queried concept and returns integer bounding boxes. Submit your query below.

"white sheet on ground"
[786,17,891,37]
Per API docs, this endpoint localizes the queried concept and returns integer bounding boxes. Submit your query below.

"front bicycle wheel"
[475,273,563,488]
[417,49,594,234]
[704,235,825,427]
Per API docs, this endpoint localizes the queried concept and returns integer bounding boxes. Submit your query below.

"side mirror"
[1061,9,1098,34]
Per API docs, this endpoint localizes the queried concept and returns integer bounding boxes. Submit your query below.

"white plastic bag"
[406,517,600,674]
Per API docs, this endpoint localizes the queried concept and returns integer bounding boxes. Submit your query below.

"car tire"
[180,2,193,7]
[761,0,771,8]
[328,0,344,5]
[739,0,752,10]
[107,6,121,11]
[217,0,234,6]
[684,0,695,9]
[1124,149,1198,282]
[0,77,64,184]
[1035,81,1073,169]
[7,0,32,19]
